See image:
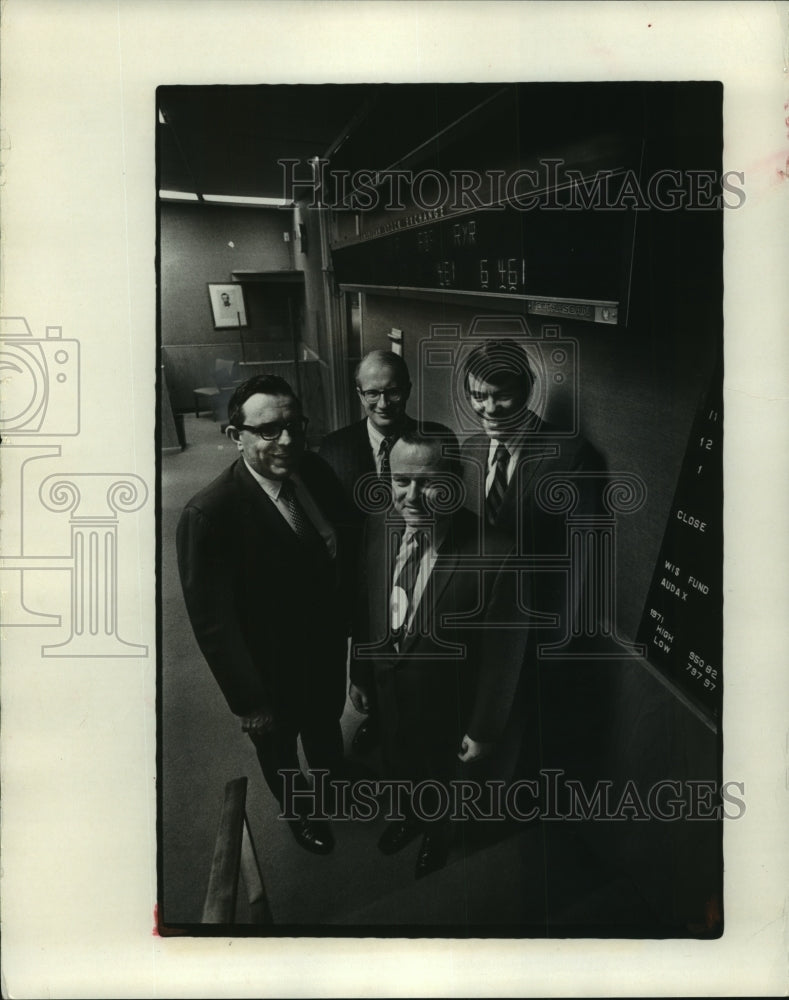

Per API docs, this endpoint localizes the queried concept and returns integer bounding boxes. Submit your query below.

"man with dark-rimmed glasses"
[177,374,355,856]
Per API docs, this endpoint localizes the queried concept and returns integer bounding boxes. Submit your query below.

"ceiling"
[157,83,707,206]
[157,84,378,200]
[155,83,507,202]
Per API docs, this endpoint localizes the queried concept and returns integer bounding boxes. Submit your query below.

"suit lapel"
[233,459,303,553]
[497,416,561,524]
[368,515,399,643]
[398,511,473,655]
[355,419,376,477]
[500,448,546,516]
[464,430,550,524]
[462,433,489,518]
[357,416,419,474]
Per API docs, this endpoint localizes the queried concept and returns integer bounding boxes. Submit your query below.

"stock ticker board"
[636,357,723,723]
[331,201,632,325]
[330,183,721,722]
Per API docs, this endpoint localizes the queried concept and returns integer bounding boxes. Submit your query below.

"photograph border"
[1,2,787,997]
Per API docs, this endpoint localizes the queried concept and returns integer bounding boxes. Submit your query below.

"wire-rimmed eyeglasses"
[357,388,406,403]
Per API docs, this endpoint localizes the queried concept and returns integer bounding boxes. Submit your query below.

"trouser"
[248,715,343,813]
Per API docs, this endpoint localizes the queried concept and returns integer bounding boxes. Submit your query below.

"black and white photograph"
[2,2,787,996]
[158,81,727,935]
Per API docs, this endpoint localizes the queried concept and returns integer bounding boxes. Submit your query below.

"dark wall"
[160,202,294,412]
[351,187,722,929]
[358,290,714,644]
[160,200,334,443]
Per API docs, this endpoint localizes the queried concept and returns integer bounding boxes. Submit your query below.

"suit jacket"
[318,416,452,513]
[461,412,604,640]
[317,419,376,510]
[176,453,356,722]
[350,507,529,780]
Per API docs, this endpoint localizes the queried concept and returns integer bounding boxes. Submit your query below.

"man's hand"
[457,734,494,763]
[241,708,275,736]
[349,682,369,714]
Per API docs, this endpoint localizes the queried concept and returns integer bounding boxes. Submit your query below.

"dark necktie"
[390,529,427,643]
[378,436,393,485]
[485,443,510,526]
[279,479,323,548]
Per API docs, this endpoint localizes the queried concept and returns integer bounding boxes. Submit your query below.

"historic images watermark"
[280,770,746,824]
[279,157,746,213]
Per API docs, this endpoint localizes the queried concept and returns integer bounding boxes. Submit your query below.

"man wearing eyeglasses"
[319,349,448,756]
[176,374,355,856]
[319,349,415,503]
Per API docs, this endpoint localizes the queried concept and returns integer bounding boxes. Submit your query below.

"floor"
[159,414,668,935]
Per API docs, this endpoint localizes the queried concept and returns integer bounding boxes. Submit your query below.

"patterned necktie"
[390,529,427,643]
[485,443,510,526]
[378,436,393,485]
[278,479,323,548]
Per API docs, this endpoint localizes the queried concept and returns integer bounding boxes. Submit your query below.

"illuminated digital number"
[417,230,432,254]
[437,260,455,288]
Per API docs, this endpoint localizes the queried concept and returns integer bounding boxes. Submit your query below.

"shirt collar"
[366,418,386,453]
[367,415,413,453]
[485,409,541,465]
[487,426,535,467]
[487,437,516,468]
[402,518,449,553]
[243,458,298,501]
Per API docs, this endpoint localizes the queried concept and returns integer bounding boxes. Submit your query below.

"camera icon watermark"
[417,314,578,437]
[0,315,148,657]
[0,317,80,436]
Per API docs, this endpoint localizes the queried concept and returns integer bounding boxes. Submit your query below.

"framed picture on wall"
[208,282,248,328]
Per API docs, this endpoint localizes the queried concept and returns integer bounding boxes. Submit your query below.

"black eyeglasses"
[236,416,309,440]
[357,388,407,403]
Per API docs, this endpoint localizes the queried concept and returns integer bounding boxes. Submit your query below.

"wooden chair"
[193,358,240,421]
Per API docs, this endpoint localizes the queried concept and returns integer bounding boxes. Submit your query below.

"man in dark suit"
[460,338,603,642]
[350,429,529,878]
[176,374,355,855]
[319,349,413,506]
[459,339,604,787]
[319,349,446,754]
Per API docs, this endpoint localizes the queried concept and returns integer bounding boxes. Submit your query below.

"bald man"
[319,350,417,505]
[349,430,529,878]
[319,349,449,755]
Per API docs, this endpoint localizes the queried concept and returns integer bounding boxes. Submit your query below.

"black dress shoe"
[351,717,380,755]
[377,819,421,855]
[414,828,450,879]
[287,815,335,855]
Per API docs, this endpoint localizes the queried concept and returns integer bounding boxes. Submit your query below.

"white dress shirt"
[390,520,449,636]
[366,418,389,476]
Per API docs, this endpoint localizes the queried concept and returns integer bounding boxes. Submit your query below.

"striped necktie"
[485,443,510,525]
[390,529,427,644]
[378,436,394,485]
